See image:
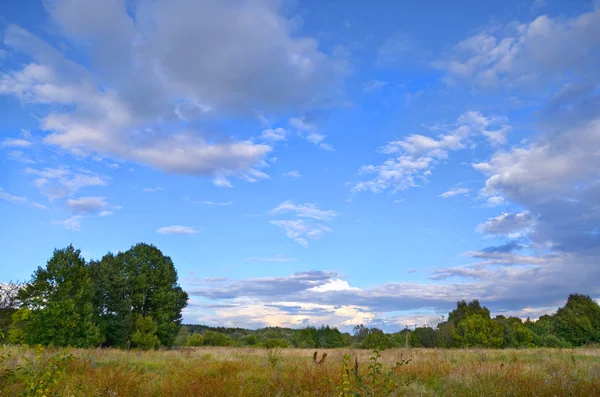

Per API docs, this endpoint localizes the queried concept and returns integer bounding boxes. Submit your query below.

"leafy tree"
[554,294,600,346]
[361,329,395,350]
[0,281,22,342]
[186,333,204,347]
[17,246,104,347]
[243,334,258,346]
[453,314,503,348]
[448,300,490,326]
[131,315,160,350]
[91,243,188,347]
[409,327,436,348]
[8,308,31,344]
[263,338,289,348]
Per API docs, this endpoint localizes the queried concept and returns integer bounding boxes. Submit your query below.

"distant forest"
[1,244,599,350]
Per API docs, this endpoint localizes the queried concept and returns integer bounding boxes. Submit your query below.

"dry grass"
[2,346,600,396]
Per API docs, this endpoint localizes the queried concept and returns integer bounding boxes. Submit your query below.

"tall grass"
[2,346,599,396]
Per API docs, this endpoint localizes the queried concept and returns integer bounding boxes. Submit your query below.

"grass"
[2,346,600,396]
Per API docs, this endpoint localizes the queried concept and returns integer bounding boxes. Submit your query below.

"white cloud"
[7,150,35,164]
[269,200,339,221]
[1,138,32,147]
[439,187,470,198]
[0,0,348,182]
[283,170,301,178]
[485,196,505,207]
[260,128,287,142]
[99,211,114,217]
[157,225,199,235]
[195,200,233,206]
[353,111,510,194]
[270,220,331,247]
[435,6,600,88]
[66,196,108,214]
[476,212,535,236]
[53,215,82,231]
[213,175,233,188]
[25,167,107,199]
[143,187,164,193]
[309,279,360,293]
[0,187,47,210]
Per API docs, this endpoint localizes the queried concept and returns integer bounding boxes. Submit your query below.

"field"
[2,346,600,396]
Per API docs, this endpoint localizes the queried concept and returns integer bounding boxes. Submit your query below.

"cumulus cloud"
[0,0,347,182]
[353,111,510,194]
[476,212,535,236]
[435,5,600,88]
[439,187,470,198]
[289,116,335,151]
[0,187,47,210]
[157,225,198,235]
[260,128,287,142]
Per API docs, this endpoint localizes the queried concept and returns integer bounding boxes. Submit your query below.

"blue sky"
[1,0,599,331]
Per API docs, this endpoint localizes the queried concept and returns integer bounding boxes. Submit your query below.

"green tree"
[453,313,503,348]
[361,329,395,350]
[91,243,189,348]
[131,315,160,350]
[17,246,104,347]
[554,294,600,346]
[174,326,190,346]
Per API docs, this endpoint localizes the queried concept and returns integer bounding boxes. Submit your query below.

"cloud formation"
[157,225,199,235]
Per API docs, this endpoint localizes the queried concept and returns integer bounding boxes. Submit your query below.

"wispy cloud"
[143,187,164,193]
[283,171,302,178]
[157,225,199,235]
[0,187,47,210]
[439,187,470,198]
[247,255,299,263]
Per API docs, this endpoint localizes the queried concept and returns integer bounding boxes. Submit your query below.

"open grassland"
[2,346,600,396]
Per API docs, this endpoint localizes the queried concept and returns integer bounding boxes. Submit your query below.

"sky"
[1,0,599,332]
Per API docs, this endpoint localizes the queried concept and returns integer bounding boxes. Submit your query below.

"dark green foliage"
[10,243,188,350]
[203,330,234,346]
[17,246,104,347]
[409,327,436,348]
[361,329,395,350]
[554,294,600,346]
[91,243,188,348]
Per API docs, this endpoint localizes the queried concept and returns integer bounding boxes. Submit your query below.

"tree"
[554,294,600,346]
[453,314,503,348]
[361,329,395,350]
[448,300,490,326]
[0,281,22,342]
[174,326,190,346]
[91,243,189,347]
[187,333,204,346]
[131,315,160,350]
[16,246,104,347]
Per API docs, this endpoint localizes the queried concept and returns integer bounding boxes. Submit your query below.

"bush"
[131,315,160,350]
[186,333,204,347]
[203,331,233,346]
[542,334,571,348]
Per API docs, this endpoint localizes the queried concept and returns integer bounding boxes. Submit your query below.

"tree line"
[1,243,599,350]
[172,294,600,350]
[1,244,188,349]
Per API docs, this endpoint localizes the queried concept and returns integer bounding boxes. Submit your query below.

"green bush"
[203,331,233,346]
[131,315,160,350]
[187,333,204,347]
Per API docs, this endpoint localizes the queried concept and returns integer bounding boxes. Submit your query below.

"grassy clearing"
[2,346,600,396]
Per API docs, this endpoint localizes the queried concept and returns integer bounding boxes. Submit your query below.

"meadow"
[2,346,600,396]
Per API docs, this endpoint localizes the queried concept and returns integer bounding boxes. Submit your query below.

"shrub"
[131,315,160,350]
[187,333,204,347]
[202,331,233,346]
